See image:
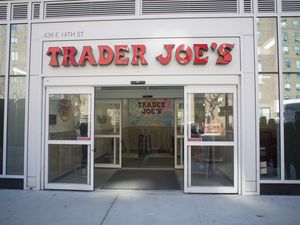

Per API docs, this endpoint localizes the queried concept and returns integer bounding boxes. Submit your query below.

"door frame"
[184,85,239,193]
[94,99,122,168]
[175,99,184,169]
[44,86,95,191]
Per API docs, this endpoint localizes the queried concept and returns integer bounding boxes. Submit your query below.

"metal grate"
[33,3,41,19]
[0,4,7,20]
[11,3,28,20]
[282,0,300,12]
[257,0,276,13]
[142,0,239,14]
[45,0,135,19]
[244,0,252,13]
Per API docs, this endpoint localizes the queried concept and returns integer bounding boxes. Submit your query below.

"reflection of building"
[282,18,300,100]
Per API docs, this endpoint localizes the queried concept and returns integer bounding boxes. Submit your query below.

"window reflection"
[0,77,4,174]
[49,94,90,140]
[282,18,300,180]
[95,102,120,135]
[0,25,7,75]
[6,76,26,175]
[187,93,234,142]
[257,18,278,73]
[258,18,281,180]
[9,24,27,76]
[258,74,281,179]
[0,25,6,175]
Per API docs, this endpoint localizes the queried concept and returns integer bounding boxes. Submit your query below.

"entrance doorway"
[94,86,184,190]
[43,83,239,193]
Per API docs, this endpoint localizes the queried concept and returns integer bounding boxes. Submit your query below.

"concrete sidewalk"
[0,189,299,225]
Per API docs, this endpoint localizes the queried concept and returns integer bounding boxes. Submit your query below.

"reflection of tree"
[205,94,222,122]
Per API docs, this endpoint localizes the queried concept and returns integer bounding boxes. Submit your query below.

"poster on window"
[128,99,174,127]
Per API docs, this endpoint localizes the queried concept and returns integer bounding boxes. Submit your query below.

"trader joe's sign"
[128,99,174,127]
[46,43,234,67]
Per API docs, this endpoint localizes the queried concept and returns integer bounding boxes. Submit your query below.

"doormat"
[101,169,180,190]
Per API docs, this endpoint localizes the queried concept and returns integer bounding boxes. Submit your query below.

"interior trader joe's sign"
[46,43,235,67]
[128,99,174,127]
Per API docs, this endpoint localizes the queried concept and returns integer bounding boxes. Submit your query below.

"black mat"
[144,157,174,168]
[101,169,180,190]
[122,157,174,168]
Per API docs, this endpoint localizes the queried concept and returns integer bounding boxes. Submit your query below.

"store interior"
[93,86,184,190]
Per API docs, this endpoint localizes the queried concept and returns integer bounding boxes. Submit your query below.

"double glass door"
[44,85,238,193]
[184,85,238,193]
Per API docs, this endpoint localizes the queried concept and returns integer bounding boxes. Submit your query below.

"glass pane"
[94,137,120,164]
[187,93,234,142]
[176,101,184,135]
[283,73,300,180]
[49,94,90,140]
[6,76,26,175]
[10,24,27,76]
[176,138,184,166]
[95,102,120,135]
[0,25,7,75]
[257,18,278,73]
[0,77,5,174]
[190,146,234,187]
[259,74,281,179]
[48,144,88,184]
[281,18,300,73]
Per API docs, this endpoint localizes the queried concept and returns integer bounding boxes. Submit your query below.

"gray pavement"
[0,189,299,225]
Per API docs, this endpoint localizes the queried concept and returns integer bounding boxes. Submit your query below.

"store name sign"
[46,43,235,67]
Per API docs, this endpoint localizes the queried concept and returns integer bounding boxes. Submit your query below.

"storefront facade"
[0,0,299,195]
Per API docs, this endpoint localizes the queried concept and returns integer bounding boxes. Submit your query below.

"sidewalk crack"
[100,194,119,225]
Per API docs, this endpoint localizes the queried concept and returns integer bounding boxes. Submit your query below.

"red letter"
[47,47,62,67]
[175,44,192,65]
[216,44,235,64]
[62,46,78,66]
[78,46,97,66]
[156,44,174,65]
[115,45,129,65]
[131,45,148,65]
[98,45,114,65]
[193,44,208,65]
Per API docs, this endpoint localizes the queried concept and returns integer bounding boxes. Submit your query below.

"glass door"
[45,87,94,191]
[184,85,238,193]
[94,100,121,168]
[175,99,184,169]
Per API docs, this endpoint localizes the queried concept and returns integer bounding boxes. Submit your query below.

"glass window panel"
[257,18,278,73]
[95,102,120,135]
[49,94,91,141]
[282,18,300,73]
[0,25,7,75]
[48,144,89,184]
[0,77,5,174]
[259,74,281,179]
[283,73,300,180]
[187,93,234,142]
[94,137,120,165]
[6,76,26,175]
[190,146,234,187]
[9,24,27,76]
